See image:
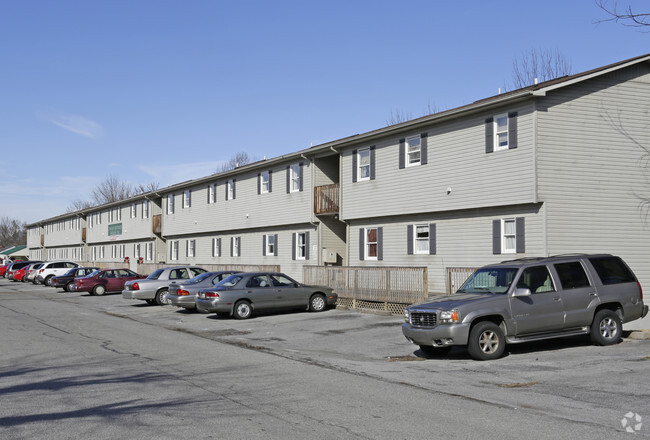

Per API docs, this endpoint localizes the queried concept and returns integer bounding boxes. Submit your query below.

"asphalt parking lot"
[2,278,650,437]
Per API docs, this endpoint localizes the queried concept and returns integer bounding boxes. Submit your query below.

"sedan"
[168,271,241,311]
[195,272,337,319]
[50,267,100,292]
[74,268,145,296]
[122,266,207,305]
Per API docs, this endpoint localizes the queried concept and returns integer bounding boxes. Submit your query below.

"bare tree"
[0,216,26,248]
[219,152,252,172]
[91,174,135,205]
[596,0,650,27]
[511,48,572,89]
[386,109,413,126]
[135,181,160,194]
[66,199,94,213]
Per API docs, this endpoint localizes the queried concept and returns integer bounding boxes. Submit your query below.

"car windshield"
[85,270,101,278]
[457,267,518,294]
[185,272,213,284]
[147,269,164,280]
[63,268,77,276]
[218,274,244,288]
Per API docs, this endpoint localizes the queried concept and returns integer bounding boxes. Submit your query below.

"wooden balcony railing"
[314,184,339,215]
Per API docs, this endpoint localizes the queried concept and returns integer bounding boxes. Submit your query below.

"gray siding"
[341,104,536,220]
[537,65,650,289]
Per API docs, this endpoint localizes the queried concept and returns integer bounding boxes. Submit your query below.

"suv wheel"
[590,309,622,346]
[467,321,506,361]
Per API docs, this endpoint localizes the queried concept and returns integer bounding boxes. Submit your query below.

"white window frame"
[183,189,191,208]
[167,194,175,214]
[142,200,150,219]
[187,239,196,257]
[414,224,430,254]
[296,232,307,260]
[170,240,179,261]
[131,203,137,218]
[406,136,421,166]
[108,210,114,223]
[494,113,509,151]
[116,208,121,221]
[227,179,235,200]
[358,148,370,181]
[290,164,301,192]
[265,234,275,256]
[502,218,517,254]
[134,244,141,259]
[232,237,240,257]
[260,171,270,194]
[212,238,221,257]
[146,243,153,261]
[365,228,378,261]
[208,184,216,204]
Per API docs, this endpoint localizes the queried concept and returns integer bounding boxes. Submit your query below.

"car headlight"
[439,310,459,324]
[404,308,410,322]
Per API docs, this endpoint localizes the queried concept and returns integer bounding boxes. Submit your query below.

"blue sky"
[1,0,649,224]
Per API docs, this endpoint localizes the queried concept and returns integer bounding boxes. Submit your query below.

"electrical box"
[322,249,337,264]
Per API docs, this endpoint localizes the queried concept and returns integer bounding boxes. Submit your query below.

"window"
[183,189,191,208]
[287,163,303,193]
[116,208,121,221]
[142,200,150,219]
[358,149,371,180]
[212,238,221,257]
[407,224,435,255]
[259,171,271,194]
[293,232,309,260]
[493,217,524,255]
[131,203,137,218]
[108,210,113,223]
[99,246,105,259]
[226,179,236,200]
[96,212,101,225]
[170,241,179,261]
[554,262,591,289]
[134,244,141,259]
[485,112,517,153]
[353,146,375,181]
[588,256,637,285]
[186,240,196,257]
[231,237,241,257]
[146,243,153,261]
[359,227,383,261]
[208,184,217,204]
[263,234,277,256]
[167,194,175,214]
[516,266,555,293]
[111,245,117,259]
[406,136,421,166]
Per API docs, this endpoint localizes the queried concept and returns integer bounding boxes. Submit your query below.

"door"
[509,265,564,335]
[245,275,279,311]
[552,261,597,329]
[269,274,305,307]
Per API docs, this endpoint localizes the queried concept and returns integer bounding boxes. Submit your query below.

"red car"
[74,268,146,296]
[12,266,28,282]
[0,263,11,277]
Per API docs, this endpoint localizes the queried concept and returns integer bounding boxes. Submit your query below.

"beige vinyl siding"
[162,162,313,237]
[350,204,545,294]
[341,104,536,221]
[537,66,650,289]
[165,224,316,282]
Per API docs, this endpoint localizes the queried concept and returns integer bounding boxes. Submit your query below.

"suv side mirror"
[513,288,532,297]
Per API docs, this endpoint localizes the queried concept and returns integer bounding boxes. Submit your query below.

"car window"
[190,268,208,277]
[247,275,271,288]
[588,256,637,285]
[554,262,591,290]
[270,274,297,287]
[516,266,555,293]
[458,267,518,294]
[63,268,77,276]
[186,272,212,284]
[66,262,77,268]
[147,269,164,280]
[218,275,243,287]
[170,268,189,280]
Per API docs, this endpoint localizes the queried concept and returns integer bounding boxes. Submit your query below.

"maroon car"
[74,268,146,296]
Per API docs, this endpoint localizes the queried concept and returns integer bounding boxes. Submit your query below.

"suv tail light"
[39,268,44,273]
[177,289,190,296]
[204,292,220,298]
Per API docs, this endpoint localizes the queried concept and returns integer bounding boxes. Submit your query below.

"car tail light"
[132,282,139,290]
[638,282,643,300]
[177,289,190,296]
[39,268,44,273]
[204,291,219,298]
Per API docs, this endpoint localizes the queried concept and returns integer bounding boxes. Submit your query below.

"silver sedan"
[168,271,241,311]
[195,272,337,319]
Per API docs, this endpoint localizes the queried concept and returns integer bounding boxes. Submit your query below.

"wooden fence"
[304,265,428,314]
[445,266,479,294]
[93,262,281,274]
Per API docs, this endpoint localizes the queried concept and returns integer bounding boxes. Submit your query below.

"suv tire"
[467,321,506,361]
[590,309,622,346]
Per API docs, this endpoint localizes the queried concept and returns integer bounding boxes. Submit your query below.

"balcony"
[314,184,339,216]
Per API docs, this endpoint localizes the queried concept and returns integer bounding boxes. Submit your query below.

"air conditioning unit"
[322,249,337,264]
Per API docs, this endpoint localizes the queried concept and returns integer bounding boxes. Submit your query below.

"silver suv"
[403,254,648,360]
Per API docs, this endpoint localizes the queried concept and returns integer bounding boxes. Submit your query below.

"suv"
[35,261,80,285]
[402,254,648,361]
[122,266,208,305]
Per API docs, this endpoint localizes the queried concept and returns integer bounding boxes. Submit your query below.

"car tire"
[155,289,170,305]
[419,345,453,357]
[467,321,506,361]
[233,301,252,320]
[44,275,54,286]
[65,281,74,292]
[309,294,327,312]
[590,309,622,346]
[93,285,106,296]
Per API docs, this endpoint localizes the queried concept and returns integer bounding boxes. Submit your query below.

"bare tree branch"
[511,48,572,89]
[0,216,27,248]
[219,152,252,173]
[596,0,650,28]
[386,109,413,126]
